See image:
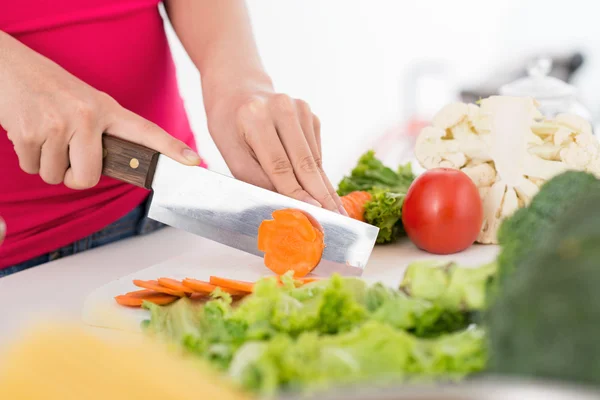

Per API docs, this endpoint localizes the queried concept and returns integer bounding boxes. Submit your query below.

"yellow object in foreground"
[0,324,249,400]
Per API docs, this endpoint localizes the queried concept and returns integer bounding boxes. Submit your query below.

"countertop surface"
[0,227,498,342]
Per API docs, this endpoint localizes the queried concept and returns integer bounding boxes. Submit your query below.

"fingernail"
[338,205,349,216]
[182,148,202,165]
[307,198,322,208]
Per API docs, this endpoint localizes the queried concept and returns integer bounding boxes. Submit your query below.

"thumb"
[106,107,201,166]
[0,217,5,246]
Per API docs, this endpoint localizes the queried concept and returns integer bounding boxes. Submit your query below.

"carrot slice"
[182,278,246,296]
[133,280,186,297]
[209,276,254,293]
[114,292,178,307]
[340,191,372,222]
[258,208,325,277]
[157,278,194,294]
[297,276,321,284]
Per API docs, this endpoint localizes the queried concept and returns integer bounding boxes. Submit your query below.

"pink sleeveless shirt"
[0,0,204,268]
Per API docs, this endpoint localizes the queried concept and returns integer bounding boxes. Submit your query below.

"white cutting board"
[82,239,499,333]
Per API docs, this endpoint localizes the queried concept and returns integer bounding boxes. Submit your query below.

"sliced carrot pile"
[258,208,325,277]
[340,191,372,222]
[115,275,322,308]
[209,276,254,293]
[182,278,246,296]
[133,279,186,297]
[157,278,194,295]
[114,290,178,307]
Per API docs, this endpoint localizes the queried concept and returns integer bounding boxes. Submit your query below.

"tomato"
[402,168,483,254]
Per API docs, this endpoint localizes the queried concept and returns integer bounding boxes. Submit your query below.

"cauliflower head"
[415,95,599,244]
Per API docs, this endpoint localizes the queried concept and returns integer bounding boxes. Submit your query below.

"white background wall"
[164,0,600,185]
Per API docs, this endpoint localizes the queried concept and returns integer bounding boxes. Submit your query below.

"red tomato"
[402,168,483,254]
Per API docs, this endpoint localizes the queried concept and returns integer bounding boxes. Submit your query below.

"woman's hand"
[0,32,201,190]
[204,81,347,214]
[0,216,5,246]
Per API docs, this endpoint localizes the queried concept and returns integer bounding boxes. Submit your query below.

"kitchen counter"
[0,227,498,342]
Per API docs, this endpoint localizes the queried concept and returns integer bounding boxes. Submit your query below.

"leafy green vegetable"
[142,271,486,394]
[337,151,415,243]
[228,322,487,395]
[487,186,600,386]
[400,260,497,311]
[364,190,406,243]
[366,283,469,338]
[492,171,600,298]
[337,150,415,196]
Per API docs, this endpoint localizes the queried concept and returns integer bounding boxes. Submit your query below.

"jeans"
[0,200,165,278]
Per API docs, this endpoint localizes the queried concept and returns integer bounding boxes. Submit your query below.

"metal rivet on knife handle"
[130,158,140,169]
[100,135,160,190]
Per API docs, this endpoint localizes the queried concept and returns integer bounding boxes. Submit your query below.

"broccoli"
[487,185,600,386]
[337,151,415,243]
[491,171,600,298]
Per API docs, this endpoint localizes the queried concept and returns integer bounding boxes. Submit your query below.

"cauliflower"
[415,95,599,244]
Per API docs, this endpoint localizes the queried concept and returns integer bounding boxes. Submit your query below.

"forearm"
[164,0,273,107]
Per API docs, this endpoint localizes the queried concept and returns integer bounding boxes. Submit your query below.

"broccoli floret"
[337,150,415,196]
[487,186,600,386]
[491,171,600,298]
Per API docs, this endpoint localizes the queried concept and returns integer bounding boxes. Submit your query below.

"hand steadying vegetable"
[0,31,201,190]
[165,0,345,214]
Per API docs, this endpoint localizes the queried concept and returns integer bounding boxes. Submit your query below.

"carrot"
[257,208,325,277]
[340,191,372,222]
[157,278,194,295]
[133,280,186,297]
[114,291,178,307]
[182,278,246,296]
[270,276,320,286]
[297,276,321,284]
[209,276,254,293]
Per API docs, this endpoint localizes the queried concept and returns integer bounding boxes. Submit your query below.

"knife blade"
[101,135,379,276]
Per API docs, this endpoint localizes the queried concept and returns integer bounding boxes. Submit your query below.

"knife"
[101,135,379,276]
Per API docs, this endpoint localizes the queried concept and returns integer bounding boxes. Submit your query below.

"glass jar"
[499,57,593,124]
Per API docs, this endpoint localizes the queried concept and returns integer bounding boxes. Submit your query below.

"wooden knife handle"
[101,135,159,189]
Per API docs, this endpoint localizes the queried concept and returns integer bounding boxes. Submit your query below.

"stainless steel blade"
[147,155,379,276]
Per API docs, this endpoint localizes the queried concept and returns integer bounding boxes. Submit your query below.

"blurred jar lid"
[500,57,576,100]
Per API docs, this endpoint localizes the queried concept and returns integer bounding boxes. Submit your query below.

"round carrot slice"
[115,292,178,307]
[258,208,325,277]
[183,278,246,296]
[132,280,186,297]
[158,278,194,294]
[209,276,254,293]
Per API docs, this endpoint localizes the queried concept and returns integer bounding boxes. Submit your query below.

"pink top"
[0,0,205,268]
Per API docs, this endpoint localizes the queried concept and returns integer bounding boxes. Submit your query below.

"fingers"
[12,135,42,175]
[240,99,319,207]
[40,135,70,185]
[106,108,201,166]
[295,101,347,215]
[0,216,5,245]
[227,148,276,192]
[63,127,103,190]
[270,96,337,211]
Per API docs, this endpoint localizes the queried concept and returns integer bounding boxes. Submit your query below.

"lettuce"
[142,273,486,394]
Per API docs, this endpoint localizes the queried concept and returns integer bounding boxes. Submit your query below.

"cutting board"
[82,239,499,333]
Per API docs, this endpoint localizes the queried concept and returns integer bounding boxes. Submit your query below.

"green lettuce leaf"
[228,322,487,395]
[337,150,415,196]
